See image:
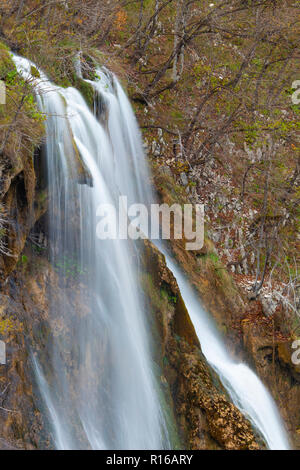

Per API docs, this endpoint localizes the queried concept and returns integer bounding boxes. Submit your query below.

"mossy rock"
[72,75,95,110]
[0,44,16,79]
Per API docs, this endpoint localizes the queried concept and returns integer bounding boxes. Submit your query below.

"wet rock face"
[0,228,103,449]
[174,348,260,450]
[0,247,92,449]
[140,239,260,450]
[0,144,47,278]
[0,44,46,278]
[0,256,52,449]
[0,133,50,446]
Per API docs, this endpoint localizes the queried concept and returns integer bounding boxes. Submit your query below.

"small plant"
[21,255,28,264]
[161,288,177,305]
[0,318,17,335]
[54,254,87,281]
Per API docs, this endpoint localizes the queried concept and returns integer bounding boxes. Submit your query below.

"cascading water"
[13,55,169,450]
[163,258,290,450]
[87,67,290,450]
[12,53,290,450]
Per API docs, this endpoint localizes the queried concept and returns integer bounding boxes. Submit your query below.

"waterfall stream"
[13,55,168,450]
[12,54,289,450]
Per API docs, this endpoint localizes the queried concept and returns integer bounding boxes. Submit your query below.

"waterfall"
[12,53,290,450]
[86,67,290,450]
[13,55,169,450]
[163,258,290,450]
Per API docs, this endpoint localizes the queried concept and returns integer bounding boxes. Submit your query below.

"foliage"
[0,0,298,310]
